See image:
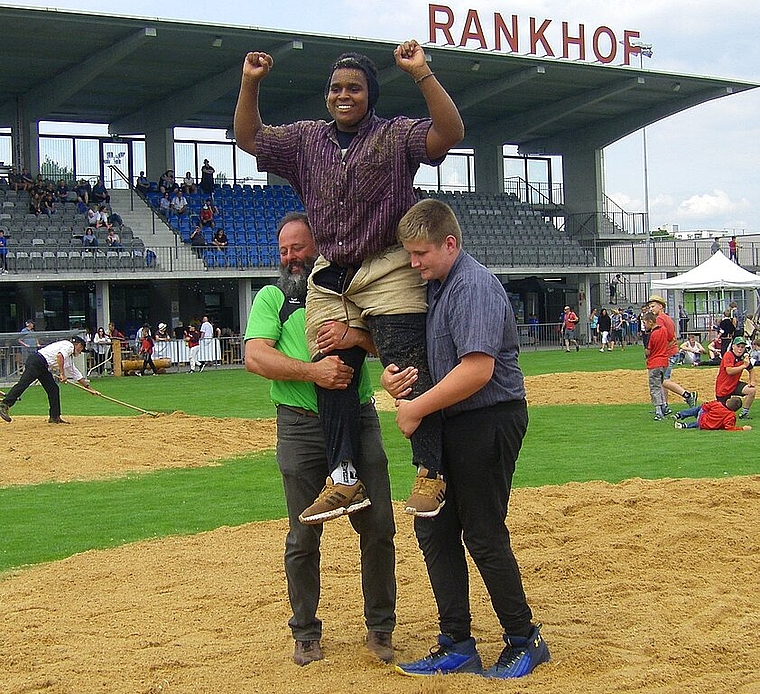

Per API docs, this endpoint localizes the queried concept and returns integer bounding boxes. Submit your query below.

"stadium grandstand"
[0,6,757,374]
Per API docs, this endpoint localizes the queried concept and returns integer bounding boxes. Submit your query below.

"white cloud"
[607,191,642,212]
[677,190,748,219]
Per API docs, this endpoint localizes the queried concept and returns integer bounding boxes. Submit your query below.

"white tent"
[651,251,760,290]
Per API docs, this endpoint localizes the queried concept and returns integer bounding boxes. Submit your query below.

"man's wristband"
[415,71,435,85]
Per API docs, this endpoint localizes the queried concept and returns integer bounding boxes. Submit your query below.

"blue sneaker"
[395,635,482,676]
[483,624,550,679]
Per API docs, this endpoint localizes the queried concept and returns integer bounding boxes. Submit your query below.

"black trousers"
[314,312,443,476]
[141,354,157,375]
[414,400,533,641]
[3,353,61,418]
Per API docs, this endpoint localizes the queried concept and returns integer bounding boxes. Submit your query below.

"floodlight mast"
[631,40,654,271]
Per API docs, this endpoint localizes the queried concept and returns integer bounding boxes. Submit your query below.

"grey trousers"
[648,366,667,407]
[276,402,397,642]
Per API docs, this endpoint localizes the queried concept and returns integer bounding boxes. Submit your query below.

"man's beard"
[276,258,315,300]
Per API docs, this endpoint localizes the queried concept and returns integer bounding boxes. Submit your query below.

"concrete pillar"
[472,135,504,194]
[561,146,604,231]
[238,279,253,336]
[577,274,592,339]
[95,281,110,331]
[27,119,40,175]
[145,127,174,181]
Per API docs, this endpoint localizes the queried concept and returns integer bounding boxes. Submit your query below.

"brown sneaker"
[48,417,70,424]
[366,630,394,663]
[0,403,11,423]
[298,477,371,525]
[405,468,446,517]
[293,639,323,666]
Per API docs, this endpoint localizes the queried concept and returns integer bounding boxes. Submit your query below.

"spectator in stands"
[190,225,206,258]
[182,171,197,195]
[211,228,228,248]
[75,179,91,205]
[29,192,43,216]
[86,206,99,227]
[679,334,706,366]
[108,208,123,228]
[106,228,122,248]
[97,205,113,229]
[159,170,177,195]
[81,227,98,248]
[55,180,70,205]
[41,189,56,217]
[91,178,110,205]
[8,167,23,191]
[199,159,215,195]
[0,228,8,274]
[199,200,215,228]
[19,168,34,191]
[136,171,151,196]
[158,191,171,217]
[170,190,188,216]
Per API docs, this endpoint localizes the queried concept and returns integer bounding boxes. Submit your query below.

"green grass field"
[2,347,757,573]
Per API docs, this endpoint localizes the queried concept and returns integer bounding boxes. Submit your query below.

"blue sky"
[6,0,760,234]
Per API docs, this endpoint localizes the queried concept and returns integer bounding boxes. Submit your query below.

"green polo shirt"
[244,284,373,411]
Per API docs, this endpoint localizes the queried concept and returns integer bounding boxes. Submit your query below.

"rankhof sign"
[429,3,646,65]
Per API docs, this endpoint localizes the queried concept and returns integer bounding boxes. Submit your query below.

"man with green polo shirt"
[243,212,396,667]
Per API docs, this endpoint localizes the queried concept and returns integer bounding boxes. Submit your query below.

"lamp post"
[631,40,653,267]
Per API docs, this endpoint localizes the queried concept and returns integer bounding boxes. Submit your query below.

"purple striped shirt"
[255,113,438,266]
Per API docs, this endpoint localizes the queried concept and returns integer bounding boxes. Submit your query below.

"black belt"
[278,405,319,418]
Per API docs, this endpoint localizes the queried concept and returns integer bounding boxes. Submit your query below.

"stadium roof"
[0,6,757,154]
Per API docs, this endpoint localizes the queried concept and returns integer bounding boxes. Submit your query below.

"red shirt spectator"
[646,324,669,369]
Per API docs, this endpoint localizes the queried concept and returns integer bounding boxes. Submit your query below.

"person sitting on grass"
[679,334,706,366]
[673,396,751,431]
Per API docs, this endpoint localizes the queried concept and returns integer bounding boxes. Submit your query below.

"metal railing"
[3,238,758,276]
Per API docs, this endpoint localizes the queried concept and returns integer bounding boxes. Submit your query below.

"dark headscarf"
[324,52,380,110]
